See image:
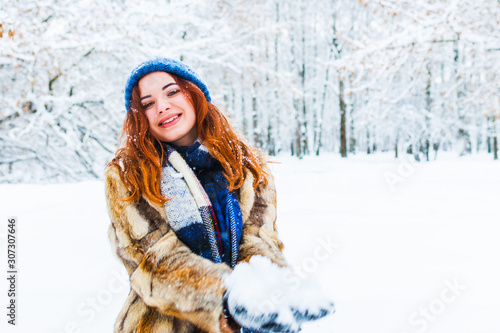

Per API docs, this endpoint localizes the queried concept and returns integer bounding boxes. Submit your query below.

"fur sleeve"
[104,165,231,333]
[237,156,288,267]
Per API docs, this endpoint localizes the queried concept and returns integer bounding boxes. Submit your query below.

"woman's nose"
[157,96,171,113]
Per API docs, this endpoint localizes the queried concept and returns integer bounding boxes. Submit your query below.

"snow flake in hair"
[124,57,211,112]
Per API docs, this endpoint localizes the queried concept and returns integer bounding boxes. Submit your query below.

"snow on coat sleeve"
[104,165,232,333]
[236,157,288,268]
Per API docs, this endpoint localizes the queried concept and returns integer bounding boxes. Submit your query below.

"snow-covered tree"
[0,0,498,183]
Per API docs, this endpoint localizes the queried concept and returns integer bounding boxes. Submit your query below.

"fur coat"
[104,157,287,333]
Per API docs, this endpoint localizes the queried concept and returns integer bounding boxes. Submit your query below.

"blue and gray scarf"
[158,141,243,268]
[158,141,260,333]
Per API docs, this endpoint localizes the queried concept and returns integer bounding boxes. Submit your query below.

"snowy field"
[0,152,499,333]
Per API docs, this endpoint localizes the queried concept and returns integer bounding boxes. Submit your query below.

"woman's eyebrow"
[140,83,177,101]
[162,83,177,90]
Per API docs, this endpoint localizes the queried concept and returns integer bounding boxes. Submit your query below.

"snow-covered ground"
[0,152,499,333]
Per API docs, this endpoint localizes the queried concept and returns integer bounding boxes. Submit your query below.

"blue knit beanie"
[124,57,211,112]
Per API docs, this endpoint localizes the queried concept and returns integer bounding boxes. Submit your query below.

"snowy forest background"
[0,0,499,183]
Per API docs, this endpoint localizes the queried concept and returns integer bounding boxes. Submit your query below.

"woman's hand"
[223,256,335,333]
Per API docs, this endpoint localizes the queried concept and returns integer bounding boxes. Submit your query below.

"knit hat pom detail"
[124,57,211,112]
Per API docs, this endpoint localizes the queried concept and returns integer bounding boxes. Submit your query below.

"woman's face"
[138,71,198,147]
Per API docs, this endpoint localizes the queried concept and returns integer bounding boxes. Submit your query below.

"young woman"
[104,58,333,333]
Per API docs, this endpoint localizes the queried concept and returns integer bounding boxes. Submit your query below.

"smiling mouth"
[159,115,180,126]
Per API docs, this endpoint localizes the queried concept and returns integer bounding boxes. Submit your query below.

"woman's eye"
[167,90,180,97]
[142,102,154,109]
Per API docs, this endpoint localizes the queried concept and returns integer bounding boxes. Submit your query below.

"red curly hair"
[106,74,269,204]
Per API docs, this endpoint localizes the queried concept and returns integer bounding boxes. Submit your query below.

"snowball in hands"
[224,256,335,332]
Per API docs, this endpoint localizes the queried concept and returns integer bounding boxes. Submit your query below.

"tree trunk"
[425,61,432,162]
[299,0,308,157]
[339,79,347,157]
[252,82,260,148]
[494,117,498,160]
[494,136,498,160]
[454,35,471,155]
